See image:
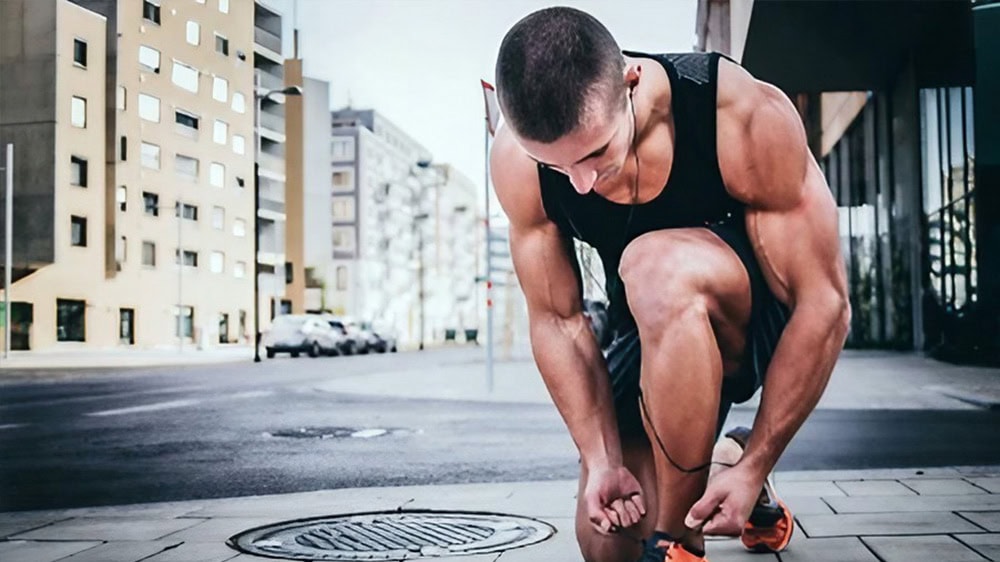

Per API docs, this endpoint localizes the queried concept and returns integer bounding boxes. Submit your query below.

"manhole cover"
[267,427,412,439]
[227,510,556,560]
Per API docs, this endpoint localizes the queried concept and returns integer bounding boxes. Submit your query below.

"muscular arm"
[491,127,624,469]
[718,61,851,481]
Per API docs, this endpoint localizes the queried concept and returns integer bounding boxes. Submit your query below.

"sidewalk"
[0,345,253,370]
[1,466,999,561]
[2,350,998,561]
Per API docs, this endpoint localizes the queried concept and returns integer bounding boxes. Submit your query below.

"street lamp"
[253,72,302,363]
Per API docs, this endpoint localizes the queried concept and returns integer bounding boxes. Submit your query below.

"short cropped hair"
[495,7,625,143]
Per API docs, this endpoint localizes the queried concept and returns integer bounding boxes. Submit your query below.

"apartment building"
[0,0,256,350]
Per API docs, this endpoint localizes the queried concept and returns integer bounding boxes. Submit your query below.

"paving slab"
[0,539,102,562]
[10,517,205,541]
[969,476,1000,493]
[775,480,844,497]
[0,513,73,539]
[956,533,1000,561]
[703,538,779,561]
[141,540,243,561]
[863,535,989,562]
[797,511,982,537]
[774,536,879,562]
[836,480,918,496]
[902,478,990,495]
[158,518,280,542]
[961,512,1000,532]
[56,540,184,562]
[783,495,836,515]
[826,493,1000,513]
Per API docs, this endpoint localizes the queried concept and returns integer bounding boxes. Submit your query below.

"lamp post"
[253,70,302,363]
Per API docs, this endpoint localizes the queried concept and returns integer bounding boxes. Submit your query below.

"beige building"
[0,0,257,351]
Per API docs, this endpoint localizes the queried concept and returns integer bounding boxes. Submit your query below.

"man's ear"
[623,63,642,91]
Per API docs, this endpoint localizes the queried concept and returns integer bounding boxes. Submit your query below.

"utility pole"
[3,144,12,359]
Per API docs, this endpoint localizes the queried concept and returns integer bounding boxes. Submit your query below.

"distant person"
[490,7,849,562]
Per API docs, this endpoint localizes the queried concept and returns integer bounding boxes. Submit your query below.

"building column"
[973,2,1000,364]
[888,57,923,351]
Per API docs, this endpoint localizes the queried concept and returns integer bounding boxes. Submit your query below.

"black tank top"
[538,51,745,327]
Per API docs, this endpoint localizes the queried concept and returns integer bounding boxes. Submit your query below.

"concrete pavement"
[2,350,999,561]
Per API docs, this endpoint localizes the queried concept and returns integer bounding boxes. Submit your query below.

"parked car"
[325,319,360,356]
[362,323,397,353]
[263,314,345,358]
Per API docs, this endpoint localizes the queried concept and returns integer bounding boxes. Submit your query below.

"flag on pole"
[480,80,502,137]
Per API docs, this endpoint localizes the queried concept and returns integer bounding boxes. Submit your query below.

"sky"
[268,0,697,207]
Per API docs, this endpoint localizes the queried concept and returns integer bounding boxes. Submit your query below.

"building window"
[210,251,224,273]
[70,215,87,247]
[142,240,156,266]
[71,96,86,128]
[176,250,199,267]
[332,196,355,221]
[116,86,126,110]
[212,76,228,103]
[219,0,229,14]
[331,138,355,160]
[231,92,245,113]
[138,45,160,72]
[186,21,200,45]
[172,61,199,93]
[218,313,230,343]
[138,93,160,122]
[176,202,198,221]
[209,162,225,187]
[331,170,353,192]
[142,0,161,24]
[142,191,159,216]
[213,120,228,144]
[212,206,225,230]
[175,154,199,180]
[175,306,194,338]
[175,109,200,131]
[284,262,293,284]
[70,156,87,187]
[232,134,245,155]
[119,136,127,161]
[233,218,246,237]
[215,33,229,55]
[141,141,160,169]
[116,235,127,267]
[117,186,127,212]
[332,226,355,252]
[73,39,87,67]
[57,299,86,342]
[234,261,246,278]
[336,266,347,290]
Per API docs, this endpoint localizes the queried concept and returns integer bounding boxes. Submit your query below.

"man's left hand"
[684,465,762,536]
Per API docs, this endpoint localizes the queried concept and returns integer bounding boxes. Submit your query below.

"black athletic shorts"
[603,221,791,439]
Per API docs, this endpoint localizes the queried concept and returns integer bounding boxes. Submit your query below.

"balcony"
[257,151,285,180]
[254,27,283,63]
[257,70,285,94]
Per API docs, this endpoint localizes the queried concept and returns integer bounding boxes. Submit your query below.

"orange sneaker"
[638,532,710,562]
[723,427,795,553]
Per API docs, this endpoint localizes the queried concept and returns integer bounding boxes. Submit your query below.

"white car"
[263,314,346,358]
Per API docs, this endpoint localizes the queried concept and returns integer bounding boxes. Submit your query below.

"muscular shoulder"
[490,124,549,229]
[716,58,809,211]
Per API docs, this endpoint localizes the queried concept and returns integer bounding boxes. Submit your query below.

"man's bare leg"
[620,229,753,555]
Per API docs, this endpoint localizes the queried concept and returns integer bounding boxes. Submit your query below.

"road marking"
[0,423,28,430]
[86,399,201,417]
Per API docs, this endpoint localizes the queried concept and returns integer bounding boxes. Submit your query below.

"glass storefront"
[820,95,911,349]
[919,87,977,356]
[820,87,977,353]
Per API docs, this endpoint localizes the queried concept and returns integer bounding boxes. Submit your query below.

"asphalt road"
[1,348,999,512]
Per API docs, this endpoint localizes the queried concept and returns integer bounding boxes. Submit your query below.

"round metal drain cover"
[227,510,556,560]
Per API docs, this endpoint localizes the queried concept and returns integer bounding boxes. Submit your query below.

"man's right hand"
[584,464,647,535]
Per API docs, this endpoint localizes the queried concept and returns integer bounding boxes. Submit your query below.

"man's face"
[516,95,634,195]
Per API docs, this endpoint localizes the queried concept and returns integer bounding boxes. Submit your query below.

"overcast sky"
[268,0,697,205]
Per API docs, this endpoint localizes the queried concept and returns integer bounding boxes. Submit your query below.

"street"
[2,347,999,512]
